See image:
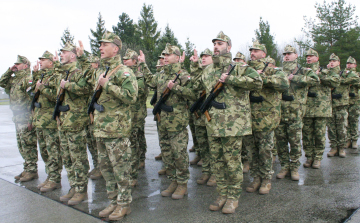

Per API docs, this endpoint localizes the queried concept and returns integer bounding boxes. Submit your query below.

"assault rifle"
[249,62,269,103]
[189,90,206,119]
[30,73,45,111]
[150,90,157,106]
[52,70,70,125]
[87,66,110,124]
[282,65,303,101]
[199,64,236,122]
[331,69,346,99]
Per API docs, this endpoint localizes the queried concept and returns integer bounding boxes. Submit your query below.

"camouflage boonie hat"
[99,31,122,49]
[212,31,232,47]
[162,43,181,56]
[305,48,319,57]
[158,50,165,59]
[249,40,267,54]
[89,54,100,63]
[233,52,246,61]
[347,56,357,64]
[329,53,340,61]
[38,51,54,62]
[283,45,297,55]
[123,49,139,60]
[14,55,30,66]
[200,48,213,57]
[60,42,77,54]
[265,56,275,65]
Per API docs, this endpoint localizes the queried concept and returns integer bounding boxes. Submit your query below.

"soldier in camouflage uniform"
[302,49,340,169]
[192,31,262,214]
[245,41,289,194]
[275,45,319,181]
[346,57,360,150]
[78,32,138,220]
[140,43,196,200]
[122,49,148,187]
[54,42,91,205]
[233,52,246,63]
[327,54,360,158]
[32,51,63,191]
[0,55,38,182]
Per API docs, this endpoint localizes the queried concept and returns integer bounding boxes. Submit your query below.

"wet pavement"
[1,104,360,222]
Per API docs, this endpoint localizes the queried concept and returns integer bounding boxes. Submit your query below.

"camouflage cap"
[156,60,162,67]
[60,42,77,54]
[162,43,181,56]
[89,54,100,63]
[249,40,267,54]
[14,55,30,66]
[347,56,357,64]
[99,31,122,49]
[123,49,139,60]
[329,53,340,61]
[200,48,213,57]
[305,48,319,57]
[233,51,246,61]
[38,51,54,62]
[283,45,297,55]
[212,31,232,47]
[265,56,275,65]
[158,50,165,59]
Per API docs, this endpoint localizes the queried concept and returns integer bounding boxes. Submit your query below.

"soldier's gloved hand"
[190,49,198,63]
[60,79,69,89]
[77,40,84,57]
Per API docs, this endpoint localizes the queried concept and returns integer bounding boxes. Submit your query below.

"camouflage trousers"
[59,129,89,193]
[86,125,98,168]
[195,125,211,175]
[272,136,278,156]
[97,137,132,205]
[189,115,199,155]
[347,103,360,142]
[159,127,190,184]
[139,124,147,162]
[242,135,252,162]
[15,123,38,173]
[130,127,141,180]
[37,128,62,183]
[275,119,303,170]
[208,136,243,200]
[249,131,274,180]
[327,106,348,149]
[302,117,327,161]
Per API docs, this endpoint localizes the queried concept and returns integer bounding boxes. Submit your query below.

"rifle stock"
[52,70,70,125]
[30,73,45,112]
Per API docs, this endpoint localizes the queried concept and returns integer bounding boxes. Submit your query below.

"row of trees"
[61,0,360,71]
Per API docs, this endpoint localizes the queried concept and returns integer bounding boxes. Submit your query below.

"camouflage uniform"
[32,51,62,183]
[143,44,195,184]
[0,56,38,174]
[56,43,91,194]
[275,45,319,171]
[327,54,360,151]
[346,57,360,146]
[302,49,340,162]
[233,52,246,62]
[192,32,263,200]
[81,32,138,206]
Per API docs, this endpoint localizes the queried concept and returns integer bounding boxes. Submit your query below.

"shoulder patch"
[26,87,32,92]
[187,76,191,80]
[346,71,350,73]
[28,80,33,84]
[124,72,130,76]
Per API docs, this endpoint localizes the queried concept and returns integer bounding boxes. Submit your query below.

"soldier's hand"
[10,65,17,72]
[288,74,294,81]
[36,80,43,88]
[167,80,175,90]
[138,50,146,63]
[257,70,263,74]
[219,73,228,83]
[33,61,40,72]
[179,51,185,63]
[98,74,109,86]
[60,79,69,89]
[53,51,59,62]
[190,49,198,63]
[327,64,331,69]
[27,123,33,131]
[77,40,84,57]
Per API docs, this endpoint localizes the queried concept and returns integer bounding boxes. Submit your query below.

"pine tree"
[113,12,141,46]
[89,12,106,57]
[60,27,75,48]
[184,38,195,72]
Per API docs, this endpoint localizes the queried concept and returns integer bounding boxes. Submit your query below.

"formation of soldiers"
[1,30,359,220]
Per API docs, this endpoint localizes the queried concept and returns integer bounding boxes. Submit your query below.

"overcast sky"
[1,0,359,73]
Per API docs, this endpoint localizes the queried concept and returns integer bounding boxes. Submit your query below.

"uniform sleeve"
[342,71,360,85]
[103,70,138,104]
[139,62,157,89]
[226,65,263,90]
[0,68,13,92]
[262,69,289,92]
[172,72,197,101]
[319,70,340,88]
[291,68,320,87]
[39,73,58,102]
[64,72,92,96]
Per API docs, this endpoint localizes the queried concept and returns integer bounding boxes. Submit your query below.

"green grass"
[147,91,154,109]
[0,99,9,105]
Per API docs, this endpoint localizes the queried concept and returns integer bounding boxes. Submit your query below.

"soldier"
[275,45,319,181]
[246,41,289,195]
[233,52,246,63]
[192,31,262,214]
[54,42,91,205]
[78,32,138,220]
[346,57,360,150]
[32,51,63,191]
[140,43,195,200]
[0,55,38,182]
[327,53,360,158]
[302,49,339,169]
[122,49,148,187]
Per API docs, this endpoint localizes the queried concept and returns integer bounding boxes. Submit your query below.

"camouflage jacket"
[347,68,360,105]
[281,60,320,121]
[193,53,263,137]
[0,68,33,124]
[32,67,60,129]
[143,62,196,132]
[248,59,289,132]
[55,61,92,131]
[83,55,138,138]
[189,61,207,127]
[304,62,340,118]
[330,66,360,108]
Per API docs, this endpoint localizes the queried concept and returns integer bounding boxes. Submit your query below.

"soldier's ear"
[227,45,231,53]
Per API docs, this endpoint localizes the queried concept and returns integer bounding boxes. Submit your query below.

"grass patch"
[146,91,154,109]
[0,99,9,105]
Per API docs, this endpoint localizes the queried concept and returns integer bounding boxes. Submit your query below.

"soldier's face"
[39,59,53,70]
[60,50,74,64]
[159,58,165,66]
[250,49,266,60]
[329,60,340,68]
[234,58,245,63]
[347,63,357,69]
[306,55,319,64]
[123,59,136,67]
[14,63,27,71]
[201,55,213,66]
[99,42,118,59]
[283,52,298,62]
[213,41,230,55]
[164,54,179,64]
[91,63,99,69]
